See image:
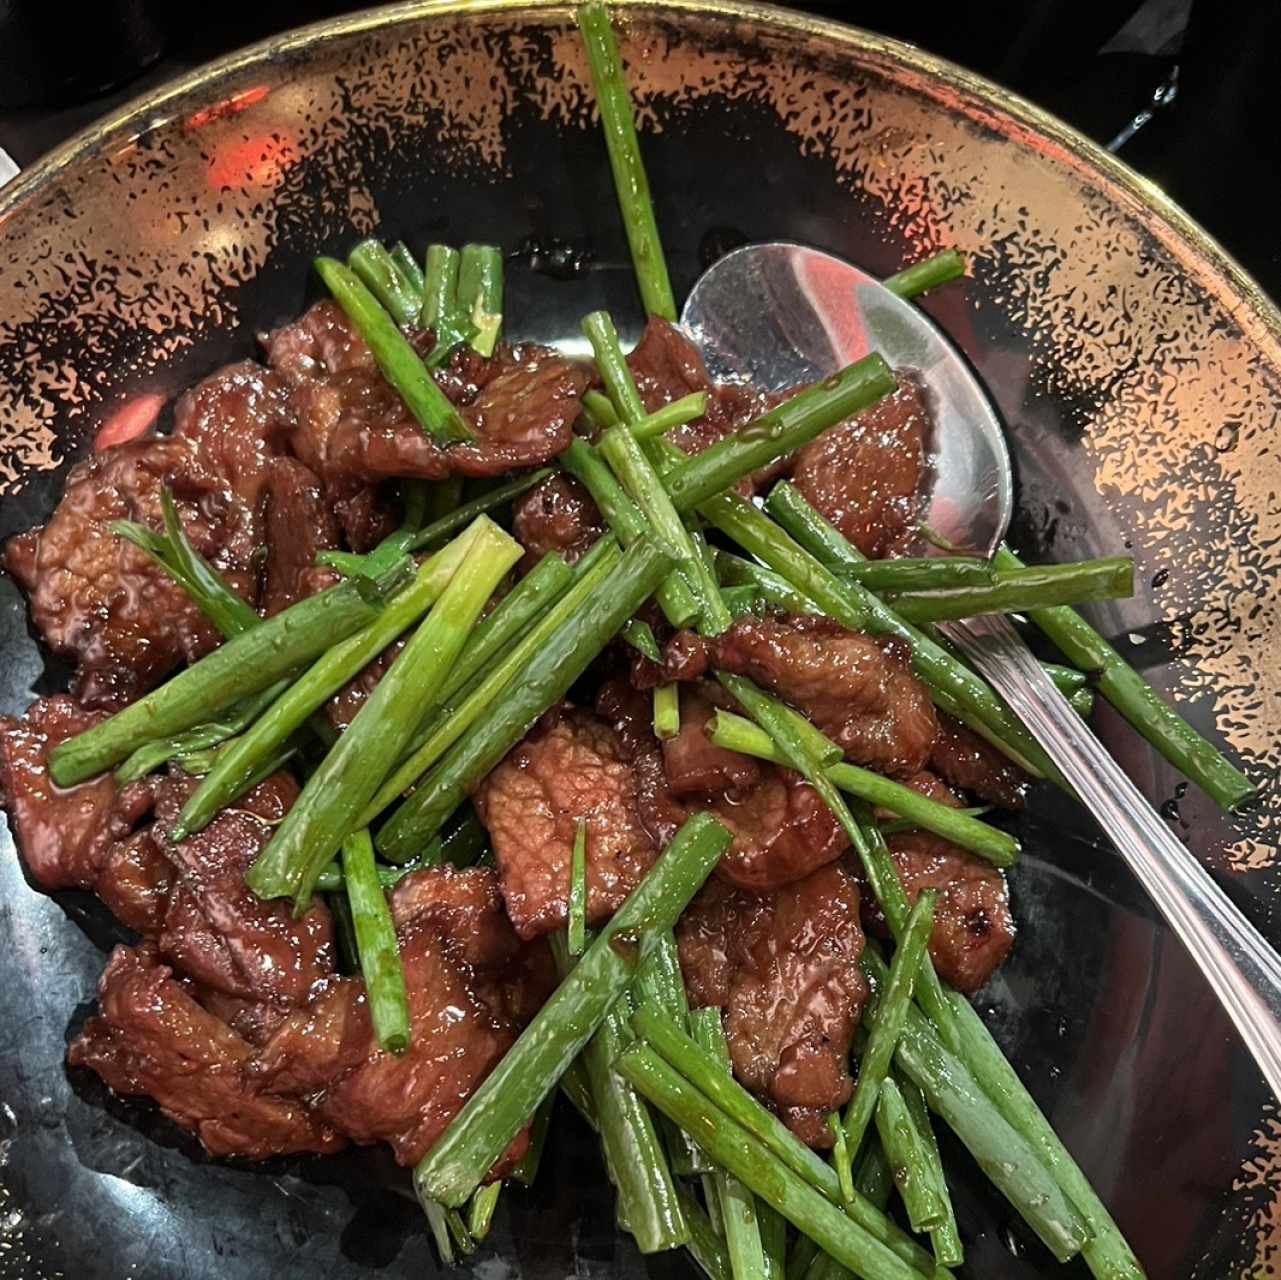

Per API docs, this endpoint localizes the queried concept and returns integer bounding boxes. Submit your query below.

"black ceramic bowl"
[1,3,1278,1276]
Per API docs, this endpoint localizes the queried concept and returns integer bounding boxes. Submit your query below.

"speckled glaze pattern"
[0,3,1279,1277]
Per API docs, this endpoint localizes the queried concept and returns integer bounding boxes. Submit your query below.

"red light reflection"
[94,393,165,451]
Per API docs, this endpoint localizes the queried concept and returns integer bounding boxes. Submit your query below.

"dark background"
[1,0,1278,303]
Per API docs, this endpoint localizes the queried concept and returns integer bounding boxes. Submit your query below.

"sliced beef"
[4,437,260,707]
[867,772,1015,993]
[710,614,938,776]
[0,696,174,931]
[148,772,335,1009]
[472,707,658,940]
[676,865,868,1147]
[512,473,604,569]
[68,943,344,1159]
[264,301,588,488]
[171,360,297,507]
[598,681,847,892]
[260,457,341,614]
[791,375,929,558]
[251,867,545,1170]
[930,713,1030,810]
[661,689,763,796]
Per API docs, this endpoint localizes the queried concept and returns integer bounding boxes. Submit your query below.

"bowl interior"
[0,4,1278,1276]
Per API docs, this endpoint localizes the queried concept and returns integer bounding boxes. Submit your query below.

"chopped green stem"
[885,557,1134,624]
[676,1186,734,1280]
[246,519,521,905]
[390,241,426,297]
[942,988,1145,1279]
[376,537,673,860]
[616,1045,935,1280]
[582,388,622,429]
[829,1115,855,1205]
[50,568,403,787]
[583,310,649,424]
[883,251,966,300]
[1070,686,1096,720]
[576,3,677,321]
[342,829,411,1054]
[362,541,621,836]
[721,585,761,618]
[787,1238,821,1280]
[764,484,1057,780]
[568,822,588,955]
[622,618,662,662]
[630,1009,940,1277]
[405,469,551,554]
[413,811,731,1208]
[995,543,1254,811]
[635,933,706,1176]
[457,243,504,357]
[561,437,699,629]
[690,1007,769,1280]
[348,237,422,328]
[551,934,688,1253]
[664,356,895,513]
[854,1140,894,1213]
[174,529,480,840]
[653,684,681,740]
[877,807,988,839]
[602,421,732,633]
[875,1076,944,1233]
[1043,661,1089,693]
[114,684,282,784]
[315,256,471,442]
[715,550,822,617]
[708,711,1018,867]
[899,1076,963,1268]
[833,557,993,592]
[467,1181,503,1242]
[561,1059,599,1131]
[702,494,872,630]
[840,892,936,1187]
[634,392,709,440]
[422,244,461,329]
[861,950,1092,1265]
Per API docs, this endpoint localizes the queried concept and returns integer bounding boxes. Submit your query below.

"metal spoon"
[681,240,1281,1100]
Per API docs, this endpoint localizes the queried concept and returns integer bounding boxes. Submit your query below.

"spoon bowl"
[680,241,1014,557]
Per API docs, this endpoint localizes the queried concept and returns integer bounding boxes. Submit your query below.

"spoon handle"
[943,613,1281,1099]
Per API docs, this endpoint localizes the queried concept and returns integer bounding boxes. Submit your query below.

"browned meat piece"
[472,707,658,940]
[148,772,335,1009]
[676,865,868,1147]
[0,697,174,931]
[171,360,297,506]
[260,457,341,614]
[4,437,260,707]
[661,688,763,796]
[628,626,712,692]
[264,301,588,488]
[251,867,541,1170]
[97,829,178,935]
[790,375,930,558]
[512,473,604,569]
[865,771,1015,993]
[711,613,938,776]
[598,680,847,892]
[930,712,1030,810]
[68,943,344,1159]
